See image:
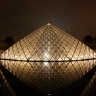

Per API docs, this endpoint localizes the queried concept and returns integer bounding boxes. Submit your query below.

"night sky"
[0,0,96,42]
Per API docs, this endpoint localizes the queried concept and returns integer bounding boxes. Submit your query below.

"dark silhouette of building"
[83,35,96,52]
[0,39,8,54]
[0,37,15,54]
[5,36,15,48]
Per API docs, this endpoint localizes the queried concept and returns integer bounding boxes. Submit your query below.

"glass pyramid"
[0,23,96,93]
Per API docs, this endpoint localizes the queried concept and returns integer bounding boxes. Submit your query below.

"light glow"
[47,23,51,26]
[47,93,51,95]
[44,52,50,59]
[44,62,49,66]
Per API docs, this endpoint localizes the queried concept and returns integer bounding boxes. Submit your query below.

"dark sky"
[0,0,96,42]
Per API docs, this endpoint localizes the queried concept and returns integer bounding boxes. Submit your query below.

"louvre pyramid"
[0,23,96,93]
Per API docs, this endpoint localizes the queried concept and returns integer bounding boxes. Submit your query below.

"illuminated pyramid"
[0,23,96,94]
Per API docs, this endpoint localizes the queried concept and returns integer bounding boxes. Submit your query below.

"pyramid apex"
[47,23,51,26]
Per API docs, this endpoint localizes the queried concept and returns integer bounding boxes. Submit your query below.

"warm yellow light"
[47,23,51,26]
[44,52,50,59]
[44,62,49,66]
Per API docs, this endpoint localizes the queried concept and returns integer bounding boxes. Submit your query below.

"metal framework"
[0,23,96,93]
